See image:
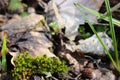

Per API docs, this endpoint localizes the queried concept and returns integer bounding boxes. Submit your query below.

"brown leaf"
[9,31,55,66]
[1,13,45,36]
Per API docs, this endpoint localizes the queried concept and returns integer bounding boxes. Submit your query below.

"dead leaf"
[66,32,113,56]
[17,31,54,57]
[0,13,54,66]
[9,31,55,66]
[77,32,113,56]
[46,0,104,40]
[1,13,45,36]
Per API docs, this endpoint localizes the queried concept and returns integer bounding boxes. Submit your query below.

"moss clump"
[12,52,68,80]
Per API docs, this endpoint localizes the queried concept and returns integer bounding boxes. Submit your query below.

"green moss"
[12,52,69,80]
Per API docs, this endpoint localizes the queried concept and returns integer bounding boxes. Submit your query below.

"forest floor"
[0,0,120,80]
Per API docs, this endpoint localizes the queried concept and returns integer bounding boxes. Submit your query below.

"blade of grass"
[75,3,120,26]
[104,0,120,71]
[74,3,117,69]
[1,34,7,72]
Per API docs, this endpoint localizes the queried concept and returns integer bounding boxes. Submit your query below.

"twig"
[52,0,65,29]
[104,2,120,15]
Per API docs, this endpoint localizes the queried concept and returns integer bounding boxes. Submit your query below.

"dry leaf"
[0,13,54,66]
[1,13,45,36]
[9,31,55,66]
[46,0,104,40]
[66,32,113,56]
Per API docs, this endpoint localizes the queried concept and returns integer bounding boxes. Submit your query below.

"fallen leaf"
[77,32,113,56]
[0,13,54,66]
[9,31,55,66]
[46,0,104,40]
[1,13,45,36]
[66,32,113,56]
[17,31,54,57]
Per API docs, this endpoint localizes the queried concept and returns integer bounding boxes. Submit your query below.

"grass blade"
[75,3,120,26]
[74,3,117,69]
[1,34,7,72]
[104,0,120,71]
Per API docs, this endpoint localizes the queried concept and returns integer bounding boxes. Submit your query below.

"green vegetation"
[75,0,120,72]
[49,22,59,35]
[1,34,7,72]
[78,26,91,39]
[74,1,120,26]
[104,0,119,70]
[20,12,29,17]
[12,52,69,80]
[8,0,27,12]
[78,25,107,39]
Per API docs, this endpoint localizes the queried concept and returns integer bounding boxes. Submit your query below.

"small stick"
[52,0,65,29]
[104,2,120,15]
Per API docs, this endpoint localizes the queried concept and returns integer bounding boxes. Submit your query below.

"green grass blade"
[1,34,7,72]
[75,3,120,26]
[104,0,120,71]
[74,3,117,69]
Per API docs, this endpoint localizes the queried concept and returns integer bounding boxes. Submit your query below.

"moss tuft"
[12,52,69,80]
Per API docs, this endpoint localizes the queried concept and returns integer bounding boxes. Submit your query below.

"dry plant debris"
[46,0,104,40]
[0,0,120,80]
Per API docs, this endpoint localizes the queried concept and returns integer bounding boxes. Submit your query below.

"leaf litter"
[0,0,120,80]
